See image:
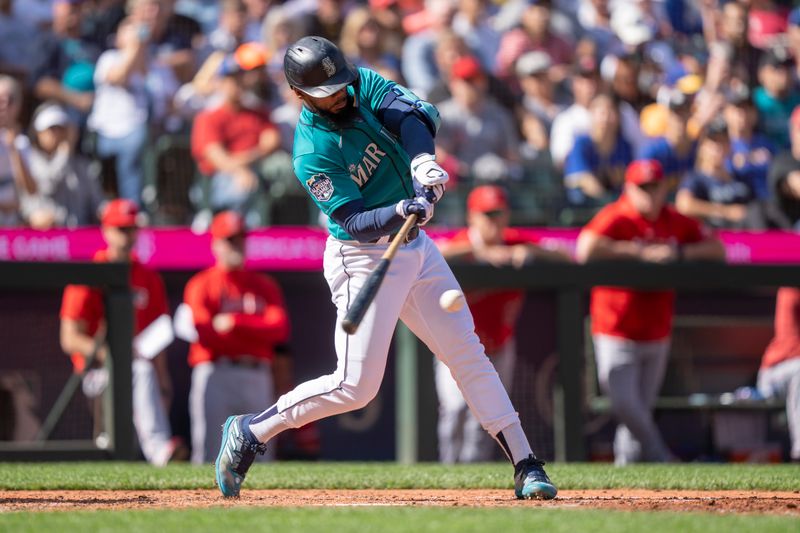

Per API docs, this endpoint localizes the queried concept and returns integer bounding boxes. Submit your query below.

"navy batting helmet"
[284,36,359,98]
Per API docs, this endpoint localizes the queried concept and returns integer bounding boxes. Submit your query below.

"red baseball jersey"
[761,287,800,369]
[60,251,169,372]
[191,104,277,175]
[446,228,537,353]
[183,265,290,367]
[584,195,706,341]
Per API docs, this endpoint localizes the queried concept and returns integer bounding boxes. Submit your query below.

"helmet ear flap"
[349,67,361,95]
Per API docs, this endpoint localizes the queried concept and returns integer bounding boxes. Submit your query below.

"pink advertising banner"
[0,227,798,270]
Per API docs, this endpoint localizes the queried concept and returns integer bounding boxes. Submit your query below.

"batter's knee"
[338,379,381,411]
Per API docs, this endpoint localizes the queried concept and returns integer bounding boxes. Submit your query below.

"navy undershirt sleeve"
[400,116,435,160]
[330,199,405,243]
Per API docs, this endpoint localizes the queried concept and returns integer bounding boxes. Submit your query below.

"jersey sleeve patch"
[306,173,335,202]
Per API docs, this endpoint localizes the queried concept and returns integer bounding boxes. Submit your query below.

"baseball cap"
[234,42,269,71]
[611,7,654,47]
[210,211,245,239]
[467,185,508,213]
[451,55,483,81]
[705,117,729,138]
[219,43,269,77]
[748,10,788,49]
[33,104,71,132]
[515,51,552,77]
[666,89,692,112]
[101,199,139,228]
[625,160,664,186]
[726,85,752,107]
[759,47,793,69]
[676,74,703,96]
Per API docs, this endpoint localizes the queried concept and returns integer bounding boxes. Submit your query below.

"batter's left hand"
[396,196,434,226]
[413,178,445,204]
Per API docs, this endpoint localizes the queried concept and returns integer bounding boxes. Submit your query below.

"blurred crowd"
[2,0,800,230]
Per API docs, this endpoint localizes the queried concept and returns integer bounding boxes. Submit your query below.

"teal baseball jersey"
[292,68,428,240]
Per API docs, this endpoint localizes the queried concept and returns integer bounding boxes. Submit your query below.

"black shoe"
[514,455,558,500]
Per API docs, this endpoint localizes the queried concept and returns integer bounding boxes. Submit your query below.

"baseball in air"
[439,289,465,313]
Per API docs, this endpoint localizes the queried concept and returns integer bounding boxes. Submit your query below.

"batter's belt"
[370,225,420,245]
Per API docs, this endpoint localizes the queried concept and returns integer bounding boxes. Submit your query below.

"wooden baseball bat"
[341,214,418,335]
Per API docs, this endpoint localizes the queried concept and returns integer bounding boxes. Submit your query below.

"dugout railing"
[0,261,135,461]
[1,260,798,463]
[394,262,800,463]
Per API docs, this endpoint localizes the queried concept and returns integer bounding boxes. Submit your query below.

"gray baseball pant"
[189,360,274,463]
[757,357,800,460]
[434,340,516,463]
[593,334,672,465]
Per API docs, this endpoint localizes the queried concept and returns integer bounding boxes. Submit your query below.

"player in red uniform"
[757,287,800,461]
[60,199,185,465]
[435,185,570,462]
[178,211,291,463]
[576,160,725,465]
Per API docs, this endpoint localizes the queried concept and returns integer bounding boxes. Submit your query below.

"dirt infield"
[1,489,798,514]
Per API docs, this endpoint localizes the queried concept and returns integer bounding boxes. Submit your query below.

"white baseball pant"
[435,339,517,463]
[250,232,529,461]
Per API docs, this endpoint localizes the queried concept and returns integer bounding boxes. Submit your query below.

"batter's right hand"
[396,197,433,225]
[410,153,449,187]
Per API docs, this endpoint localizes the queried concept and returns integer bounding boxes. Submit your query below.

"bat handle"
[381,214,418,261]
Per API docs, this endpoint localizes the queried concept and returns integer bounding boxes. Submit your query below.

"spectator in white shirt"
[23,102,104,228]
[87,16,178,206]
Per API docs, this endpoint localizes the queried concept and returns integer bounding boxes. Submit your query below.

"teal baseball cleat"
[215,414,266,498]
[514,455,558,500]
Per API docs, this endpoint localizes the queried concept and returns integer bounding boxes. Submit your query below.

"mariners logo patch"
[322,57,336,77]
[306,173,334,202]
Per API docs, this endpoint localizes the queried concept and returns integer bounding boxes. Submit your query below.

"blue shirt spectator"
[565,134,633,185]
[676,120,766,229]
[680,170,755,206]
[564,93,633,206]
[728,136,774,200]
[638,136,697,182]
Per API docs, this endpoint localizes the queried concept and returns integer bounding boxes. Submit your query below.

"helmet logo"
[322,57,336,78]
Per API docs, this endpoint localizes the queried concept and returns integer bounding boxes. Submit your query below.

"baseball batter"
[214,36,557,500]
[435,185,571,463]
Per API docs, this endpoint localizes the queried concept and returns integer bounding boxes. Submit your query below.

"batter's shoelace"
[231,435,268,477]
[514,456,553,487]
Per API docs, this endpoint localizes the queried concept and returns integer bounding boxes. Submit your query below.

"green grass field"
[1,463,798,532]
